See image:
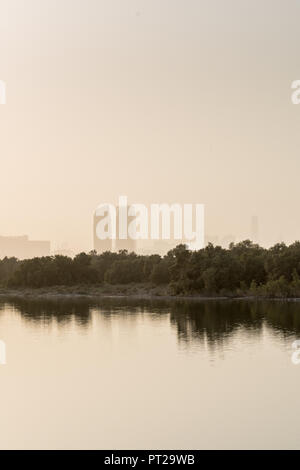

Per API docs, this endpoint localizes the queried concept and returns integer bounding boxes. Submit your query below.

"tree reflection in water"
[0,297,300,346]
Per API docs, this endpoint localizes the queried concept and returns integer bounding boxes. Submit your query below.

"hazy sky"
[1,0,300,251]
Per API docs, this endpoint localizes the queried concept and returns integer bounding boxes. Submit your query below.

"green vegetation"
[2,240,300,298]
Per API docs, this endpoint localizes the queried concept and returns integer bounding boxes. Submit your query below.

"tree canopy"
[2,240,300,297]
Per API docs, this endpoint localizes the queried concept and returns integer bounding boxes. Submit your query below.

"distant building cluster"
[136,239,180,256]
[94,207,197,256]
[205,234,236,248]
[94,211,260,254]
[94,206,137,254]
[0,235,50,260]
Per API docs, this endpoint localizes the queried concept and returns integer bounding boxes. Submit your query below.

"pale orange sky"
[0,0,300,252]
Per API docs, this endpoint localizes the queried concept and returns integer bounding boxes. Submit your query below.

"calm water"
[0,297,300,450]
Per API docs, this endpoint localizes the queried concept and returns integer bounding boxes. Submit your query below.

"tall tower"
[115,205,136,253]
[93,202,137,254]
[93,208,113,254]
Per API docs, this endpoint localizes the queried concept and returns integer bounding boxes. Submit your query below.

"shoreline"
[0,285,299,302]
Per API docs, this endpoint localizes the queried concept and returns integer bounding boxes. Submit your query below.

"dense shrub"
[2,240,300,297]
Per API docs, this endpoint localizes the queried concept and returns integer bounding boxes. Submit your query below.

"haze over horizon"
[1,0,300,253]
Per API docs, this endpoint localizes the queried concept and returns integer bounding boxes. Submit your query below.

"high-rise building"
[93,207,113,254]
[114,205,136,253]
[0,235,50,259]
[93,204,137,254]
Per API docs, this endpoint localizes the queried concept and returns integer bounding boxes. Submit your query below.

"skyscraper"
[93,206,113,254]
[93,203,137,254]
[114,205,136,253]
